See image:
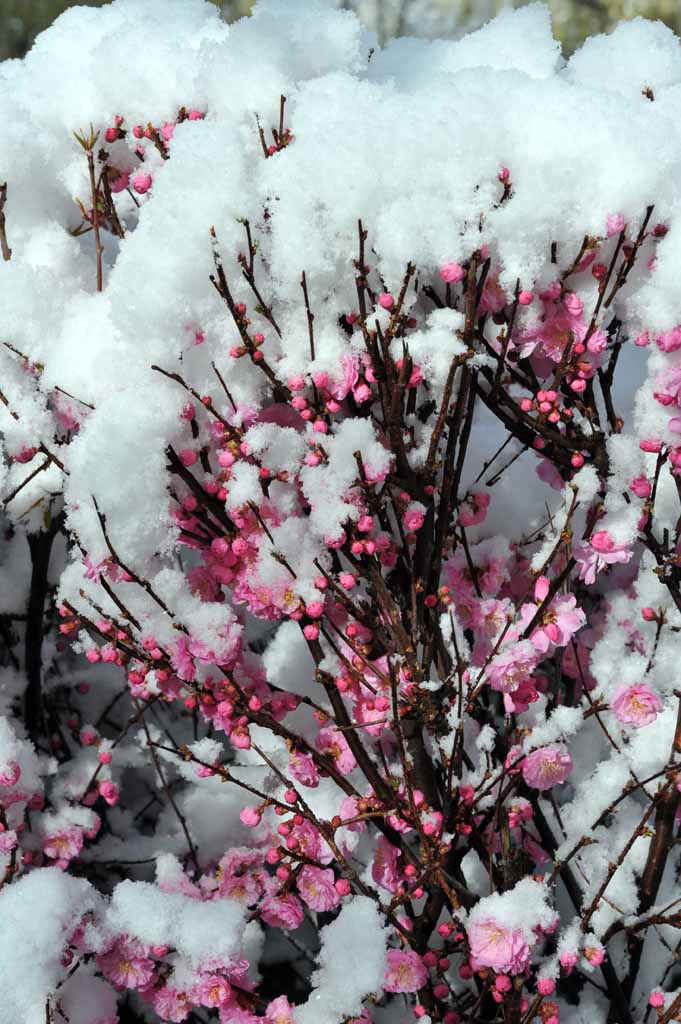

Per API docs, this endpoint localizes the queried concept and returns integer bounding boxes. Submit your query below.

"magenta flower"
[98,941,156,989]
[611,683,663,727]
[265,996,296,1023]
[297,866,340,911]
[260,892,305,930]
[468,919,530,974]
[316,727,357,774]
[383,949,428,993]
[153,986,192,1022]
[196,975,231,1008]
[574,530,633,586]
[43,826,83,863]
[522,745,573,791]
[520,594,586,654]
[486,640,539,694]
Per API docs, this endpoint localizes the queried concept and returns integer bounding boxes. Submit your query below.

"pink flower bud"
[0,762,20,787]
[518,290,533,305]
[440,262,465,284]
[131,172,153,195]
[98,780,119,806]
[240,806,262,827]
[378,292,394,310]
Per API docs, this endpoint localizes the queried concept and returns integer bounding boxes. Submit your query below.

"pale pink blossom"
[371,836,401,892]
[440,261,465,284]
[574,530,633,585]
[44,827,83,863]
[468,919,530,974]
[196,975,231,1008]
[260,892,305,929]
[522,745,573,791]
[289,750,320,787]
[98,941,155,989]
[520,593,586,654]
[153,986,192,1022]
[404,502,426,532]
[316,727,357,774]
[132,172,153,194]
[611,683,663,727]
[486,640,539,693]
[383,949,428,993]
[297,866,340,911]
[265,995,296,1023]
[458,490,490,527]
[0,761,20,787]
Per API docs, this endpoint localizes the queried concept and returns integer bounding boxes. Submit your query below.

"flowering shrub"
[4,2,681,1023]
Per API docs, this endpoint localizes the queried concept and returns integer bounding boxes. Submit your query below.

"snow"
[0,868,100,1024]
[294,896,387,1024]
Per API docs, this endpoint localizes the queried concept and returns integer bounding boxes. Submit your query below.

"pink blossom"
[265,996,296,1023]
[99,780,119,805]
[479,274,507,314]
[297,866,340,911]
[458,490,490,527]
[468,919,530,974]
[153,986,192,1022]
[611,683,663,727]
[371,836,401,892]
[520,594,586,654]
[520,288,603,362]
[98,941,156,989]
[403,502,426,532]
[239,806,262,828]
[260,892,305,929]
[486,640,539,694]
[574,530,633,586]
[131,172,153,194]
[606,213,626,237]
[316,727,357,774]
[0,830,18,852]
[383,949,428,993]
[0,761,20,787]
[196,975,231,1008]
[44,827,83,863]
[522,745,573,791]
[656,326,681,352]
[440,262,465,284]
[378,292,394,309]
[109,170,130,193]
[171,636,196,682]
[289,750,320,787]
[653,366,681,407]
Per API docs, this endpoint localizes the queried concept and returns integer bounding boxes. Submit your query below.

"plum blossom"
[316,727,357,774]
[98,941,156,989]
[383,949,428,993]
[522,745,573,791]
[265,996,296,1023]
[468,919,531,974]
[611,683,663,727]
[297,866,340,911]
[574,530,633,585]
[260,892,305,930]
[486,640,539,693]
[520,581,586,653]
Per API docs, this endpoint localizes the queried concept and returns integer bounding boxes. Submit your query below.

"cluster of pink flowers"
[3,20,681,1019]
